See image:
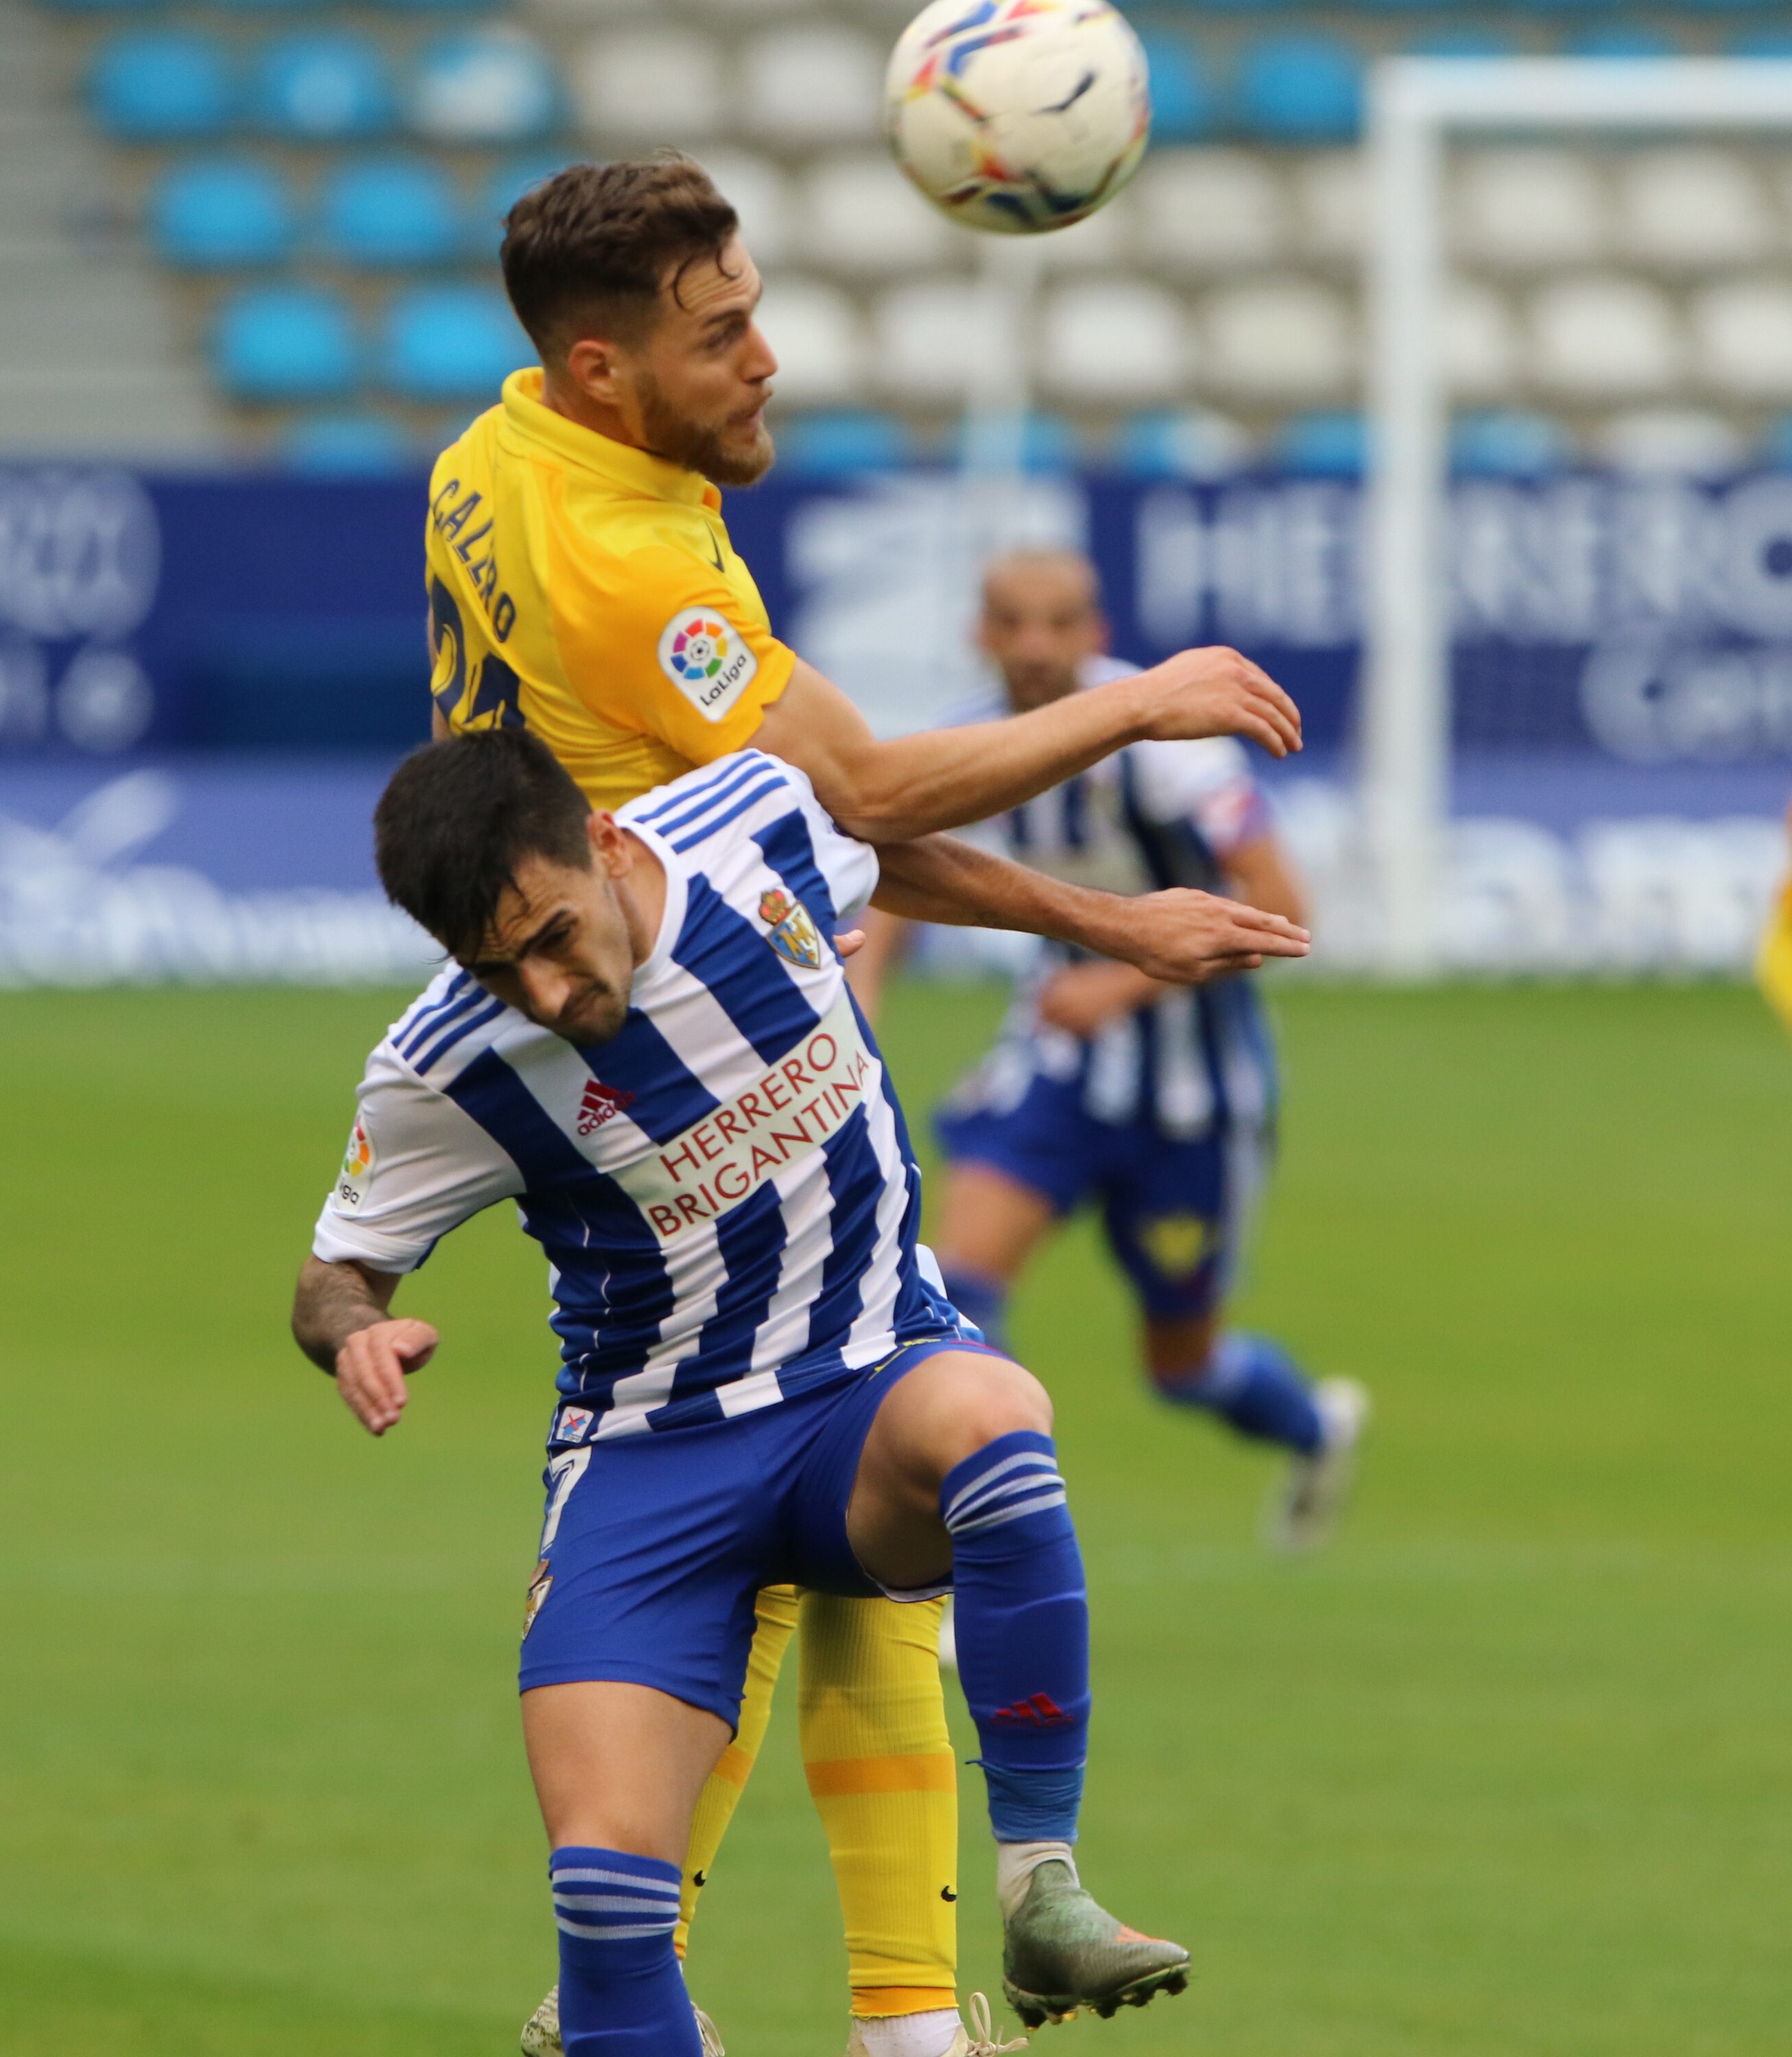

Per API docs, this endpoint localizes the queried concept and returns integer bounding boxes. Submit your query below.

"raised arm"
[292,1254,440,1437]
[872,835,1308,985]
[754,654,1300,845]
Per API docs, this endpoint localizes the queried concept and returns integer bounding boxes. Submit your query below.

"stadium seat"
[1445,280,1519,399]
[1134,29,1212,144]
[1405,29,1523,58]
[1450,410,1570,478]
[1594,409,1745,478]
[1727,32,1792,59]
[775,410,913,474]
[281,412,416,474]
[1562,27,1684,58]
[1760,415,1792,470]
[254,32,395,141]
[798,153,952,275]
[1202,278,1354,397]
[319,156,460,268]
[1290,149,1365,258]
[696,152,794,265]
[1274,411,1364,478]
[1453,149,1607,268]
[374,0,499,15]
[1039,281,1188,403]
[742,27,884,145]
[149,157,296,269]
[204,0,324,14]
[213,284,357,400]
[873,279,1006,402]
[1528,276,1684,396]
[1114,408,1254,479]
[381,282,529,401]
[573,30,722,144]
[40,0,171,13]
[1616,149,1775,269]
[753,278,863,405]
[89,31,233,141]
[955,412,1081,473]
[477,152,580,247]
[1035,199,1136,272]
[1132,149,1289,271]
[1688,280,1792,400]
[409,28,559,145]
[1233,36,1364,145]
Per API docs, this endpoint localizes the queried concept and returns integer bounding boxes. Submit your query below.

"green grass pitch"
[1,978,1789,2056]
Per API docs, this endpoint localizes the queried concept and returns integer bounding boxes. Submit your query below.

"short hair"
[374,730,593,958]
[501,154,741,359]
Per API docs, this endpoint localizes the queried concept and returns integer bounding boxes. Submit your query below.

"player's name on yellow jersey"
[426,368,795,813]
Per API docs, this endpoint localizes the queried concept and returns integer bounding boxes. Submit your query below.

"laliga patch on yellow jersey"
[1138,1212,1215,1279]
[337,1111,374,1212]
[658,606,759,723]
[759,888,824,970]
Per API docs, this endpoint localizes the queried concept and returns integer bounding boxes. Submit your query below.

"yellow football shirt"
[425,368,795,810]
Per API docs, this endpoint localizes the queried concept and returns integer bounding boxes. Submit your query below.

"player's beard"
[637,370,776,488]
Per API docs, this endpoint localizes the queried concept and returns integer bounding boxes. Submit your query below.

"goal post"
[1363,57,1792,975]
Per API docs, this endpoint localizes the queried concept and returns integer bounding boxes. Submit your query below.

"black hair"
[374,729,592,958]
[501,153,741,359]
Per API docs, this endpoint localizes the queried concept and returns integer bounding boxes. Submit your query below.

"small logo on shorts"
[758,888,824,972]
[990,1693,1073,1729]
[523,1559,553,1639]
[1138,1212,1214,1280]
[577,1079,634,1135]
[555,1404,595,1443]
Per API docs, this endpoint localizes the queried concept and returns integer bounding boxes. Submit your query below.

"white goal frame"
[1365,57,1792,974]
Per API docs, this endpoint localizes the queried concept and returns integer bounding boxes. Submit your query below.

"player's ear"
[564,335,627,407]
[586,810,629,876]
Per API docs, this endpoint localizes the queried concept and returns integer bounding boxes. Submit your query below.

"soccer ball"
[885,0,1151,236]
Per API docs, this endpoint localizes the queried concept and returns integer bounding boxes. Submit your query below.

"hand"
[833,927,865,960]
[1126,647,1303,759]
[1090,889,1310,985]
[1038,961,1164,1037]
[333,1319,440,1436]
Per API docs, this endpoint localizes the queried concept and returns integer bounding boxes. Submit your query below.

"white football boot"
[1267,1377,1371,1552]
[844,1993,1027,2056]
[519,1984,724,2056]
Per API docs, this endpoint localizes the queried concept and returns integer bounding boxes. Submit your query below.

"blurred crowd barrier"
[0,462,1787,983]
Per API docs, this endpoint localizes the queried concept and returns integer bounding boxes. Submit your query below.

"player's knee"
[951,1356,1053,1460]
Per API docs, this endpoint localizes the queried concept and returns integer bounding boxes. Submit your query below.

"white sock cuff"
[995,1838,1079,1921]
[852,2007,964,2057]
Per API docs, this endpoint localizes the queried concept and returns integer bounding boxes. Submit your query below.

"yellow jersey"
[425,368,795,811]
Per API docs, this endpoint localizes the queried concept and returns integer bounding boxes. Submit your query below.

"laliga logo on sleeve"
[659,607,759,723]
[337,1112,374,1212]
[759,888,824,971]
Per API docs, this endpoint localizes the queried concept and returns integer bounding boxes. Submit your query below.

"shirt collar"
[501,368,717,509]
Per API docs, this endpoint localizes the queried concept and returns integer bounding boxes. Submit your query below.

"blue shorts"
[936,1069,1269,1323]
[518,1335,996,1728]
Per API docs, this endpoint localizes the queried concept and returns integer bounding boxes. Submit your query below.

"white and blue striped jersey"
[954,656,1279,1141]
[313,751,965,1441]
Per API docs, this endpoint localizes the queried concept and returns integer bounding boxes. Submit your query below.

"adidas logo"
[577,1079,635,1135]
[990,1692,1073,1729]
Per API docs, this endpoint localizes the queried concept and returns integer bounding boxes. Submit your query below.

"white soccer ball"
[885,0,1151,236]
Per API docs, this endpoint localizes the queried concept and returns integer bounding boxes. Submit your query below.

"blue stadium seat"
[1234,35,1363,144]
[206,0,323,14]
[281,412,417,474]
[89,31,232,140]
[319,156,460,267]
[1274,411,1364,477]
[1114,409,1254,479]
[475,152,579,246]
[1726,31,1792,56]
[381,283,529,400]
[955,412,1081,473]
[375,0,498,14]
[776,411,913,474]
[1451,411,1571,478]
[1135,29,1212,143]
[213,284,358,399]
[150,156,296,269]
[1405,29,1524,58]
[408,29,559,145]
[40,0,167,14]
[1562,27,1684,58]
[253,32,395,141]
[1763,417,1792,470]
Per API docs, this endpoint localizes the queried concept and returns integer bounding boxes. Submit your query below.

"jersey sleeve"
[545,522,796,768]
[1129,737,1274,859]
[770,757,881,923]
[312,1042,525,1274]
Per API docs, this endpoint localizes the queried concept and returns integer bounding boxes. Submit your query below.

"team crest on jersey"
[1138,1212,1214,1279]
[522,1559,553,1639]
[758,888,824,970]
[658,607,758,723]
[577,1079,634,1135]
[336,1112,374,1212]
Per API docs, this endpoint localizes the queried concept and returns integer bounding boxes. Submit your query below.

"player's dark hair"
[501,154,741,359]
[374,730,593,958]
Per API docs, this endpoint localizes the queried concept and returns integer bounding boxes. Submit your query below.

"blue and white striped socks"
[549,1846,699,2054]
[940,1430,1089,1846]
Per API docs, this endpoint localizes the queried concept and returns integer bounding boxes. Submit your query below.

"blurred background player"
[855,550,1366,1552]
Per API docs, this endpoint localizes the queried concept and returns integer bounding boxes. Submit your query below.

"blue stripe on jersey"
[654,1181,790,1429]
[1061,773,1088,850]
[672,873,821,1068]
[411,994,507,1074]
[394,973,477,1060]
[752,808,839,933]
[665,773,789,854]
[574,1010,717,1144]
[802,1110,893,1347]
[445,1048,619,1196]
[638,754,776,840]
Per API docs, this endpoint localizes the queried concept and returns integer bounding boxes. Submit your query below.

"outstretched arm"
[872,836,1309,985]
[754,654,1301,844]
[292,1255,440,1437]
